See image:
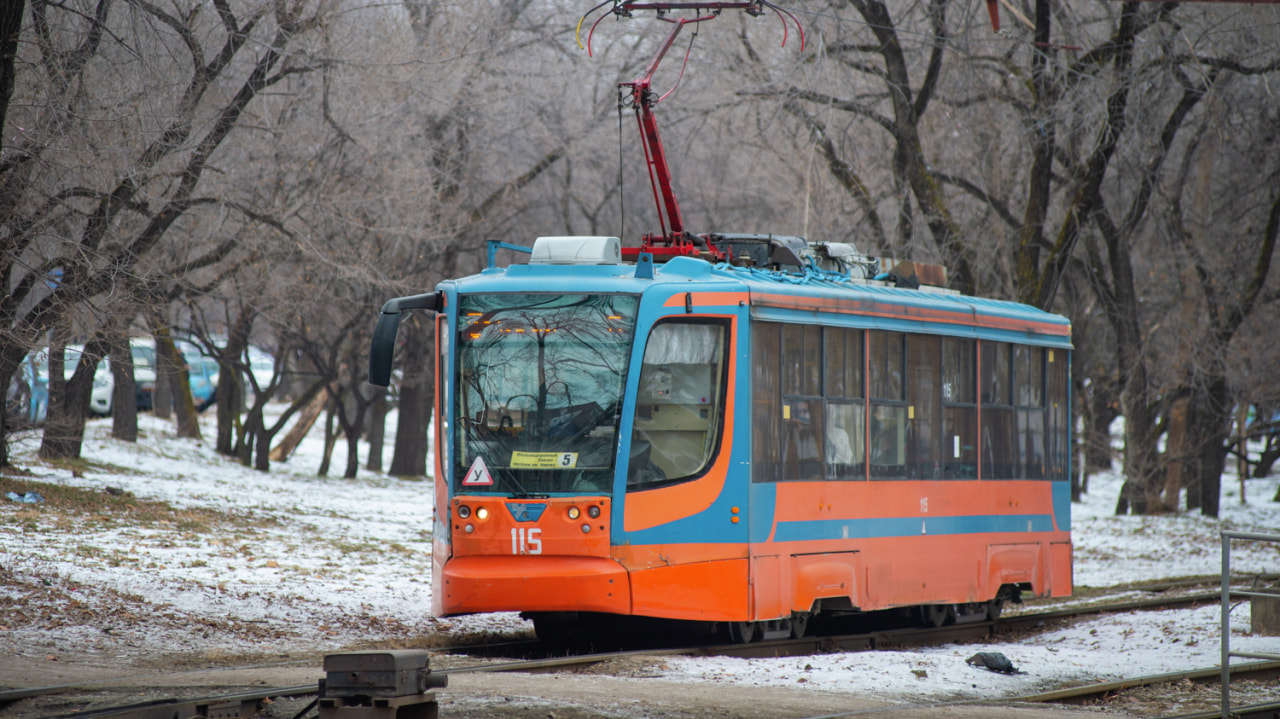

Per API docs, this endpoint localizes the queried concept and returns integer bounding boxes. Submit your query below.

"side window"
[981,341,1016,479]
[1016,345,1046,479]
[869,332,906,479]
[627,320,730,490]
[1045,348,1069,482]
[941,338,977,479]
[782,324,824,481]
[751,323,781,483]
[824,327,865,480]
[906,335,940,478]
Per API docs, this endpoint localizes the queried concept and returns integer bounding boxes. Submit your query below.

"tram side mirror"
[368,291,443,387]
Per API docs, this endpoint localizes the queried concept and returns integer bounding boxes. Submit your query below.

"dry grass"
[0,474,264,534]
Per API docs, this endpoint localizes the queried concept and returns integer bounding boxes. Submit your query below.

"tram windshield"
[455,293,639,495]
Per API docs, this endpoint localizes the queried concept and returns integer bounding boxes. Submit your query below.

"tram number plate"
[511,527,542,555]
[510,451,578,469]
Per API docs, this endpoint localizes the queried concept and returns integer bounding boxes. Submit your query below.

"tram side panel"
[744,316,1073,620]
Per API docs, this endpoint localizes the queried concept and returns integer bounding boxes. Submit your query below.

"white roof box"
[530,236,622,265]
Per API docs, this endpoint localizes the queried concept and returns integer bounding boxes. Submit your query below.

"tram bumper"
[440,555,631,615]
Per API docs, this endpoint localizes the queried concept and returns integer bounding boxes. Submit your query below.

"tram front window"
[455,293,639,495]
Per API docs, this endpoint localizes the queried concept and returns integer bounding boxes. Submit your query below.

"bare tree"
[1,0,327,464]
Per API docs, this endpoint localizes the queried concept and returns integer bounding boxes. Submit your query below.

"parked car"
[13,346,114,416]
[10,338,219,419]
[132,337,218,412]
[5,352,49,425]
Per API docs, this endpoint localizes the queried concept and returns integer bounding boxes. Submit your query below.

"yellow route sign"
[510,451,578,469]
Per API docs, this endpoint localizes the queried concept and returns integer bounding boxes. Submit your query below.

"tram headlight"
[587,505,601,519]
[567,507,581,520]
[457,505,471,519]
[581,523,591,534]
[464,523,475,534]
[476,506,490,521]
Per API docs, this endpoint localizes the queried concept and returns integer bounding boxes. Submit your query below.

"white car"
[30,345,113,416]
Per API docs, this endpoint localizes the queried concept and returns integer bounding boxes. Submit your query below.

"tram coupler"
[319,650,447,719]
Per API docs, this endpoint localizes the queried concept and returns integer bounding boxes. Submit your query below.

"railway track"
[449,583,1226,662]
[18,659,1279,719]
[0,586,1258,719]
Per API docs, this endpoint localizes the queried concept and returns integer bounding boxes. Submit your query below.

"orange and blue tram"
[368,235,1072,642]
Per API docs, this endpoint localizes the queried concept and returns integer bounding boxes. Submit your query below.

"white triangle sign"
[462,456,493,486]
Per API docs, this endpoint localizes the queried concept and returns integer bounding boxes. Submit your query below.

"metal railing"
[1220,530,1280,719]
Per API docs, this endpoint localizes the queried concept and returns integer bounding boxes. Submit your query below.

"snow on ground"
[2,409,1279,701]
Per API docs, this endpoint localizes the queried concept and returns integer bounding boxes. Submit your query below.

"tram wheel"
[921,604,956,628]
[727,620,759,644]
[986,599,1004,621]
[790,612,810,639]
[532,614,577,649]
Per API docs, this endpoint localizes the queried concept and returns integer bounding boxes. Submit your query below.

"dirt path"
[0,652,1131,719]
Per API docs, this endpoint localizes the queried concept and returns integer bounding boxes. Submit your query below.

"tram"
[366,0,1072,643]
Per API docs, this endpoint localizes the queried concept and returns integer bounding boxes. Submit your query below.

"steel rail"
[1160,700,1280,719]
[1007,659,1280,704]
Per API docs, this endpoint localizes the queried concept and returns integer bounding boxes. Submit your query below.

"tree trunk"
[390,315,434,477]
[0,0,25,144]
[330,363,371,480]
[366,389,386,472]
[254,416,273,472]
[240,406,262,468]
[1257,435,1280,479]
[1085,380,1120,476]
[108,334,138,442]
[153,359,172,420]
[40,338,105,460]
[269,387,329,462]
[1117,364,1162,515]
[0,346,25,467]
[1186,378,1232,518]
[1161,397,1190,513]
[344,412,363,479]
[318,399,338,477]
[216,308,253,456]
[154,330,201,439]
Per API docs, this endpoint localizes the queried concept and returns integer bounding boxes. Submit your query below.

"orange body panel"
[662,291,749,308]
[766,480,1060,530]
[629,558,748,621]
[743,480,1071,617]
[451,496,611,558]
[611,541,748,571]
[442,555,630,614]
[790,551,861,615]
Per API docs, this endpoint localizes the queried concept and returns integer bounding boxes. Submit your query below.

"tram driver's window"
[627,319,730,490]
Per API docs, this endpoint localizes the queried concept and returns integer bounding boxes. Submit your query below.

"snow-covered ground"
[2,409,1278,702]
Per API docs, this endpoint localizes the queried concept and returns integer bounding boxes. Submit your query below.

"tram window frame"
[626,317,732,492]
[869,332,907,479]
[751,322,782,483]
[824,326,865,480]
[781,324,825,481]
[941,338,977,479]
[1045,349,1069,482]
[906,335,941,479]
[981,341,1017,479]
[1015,345,1047,480]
